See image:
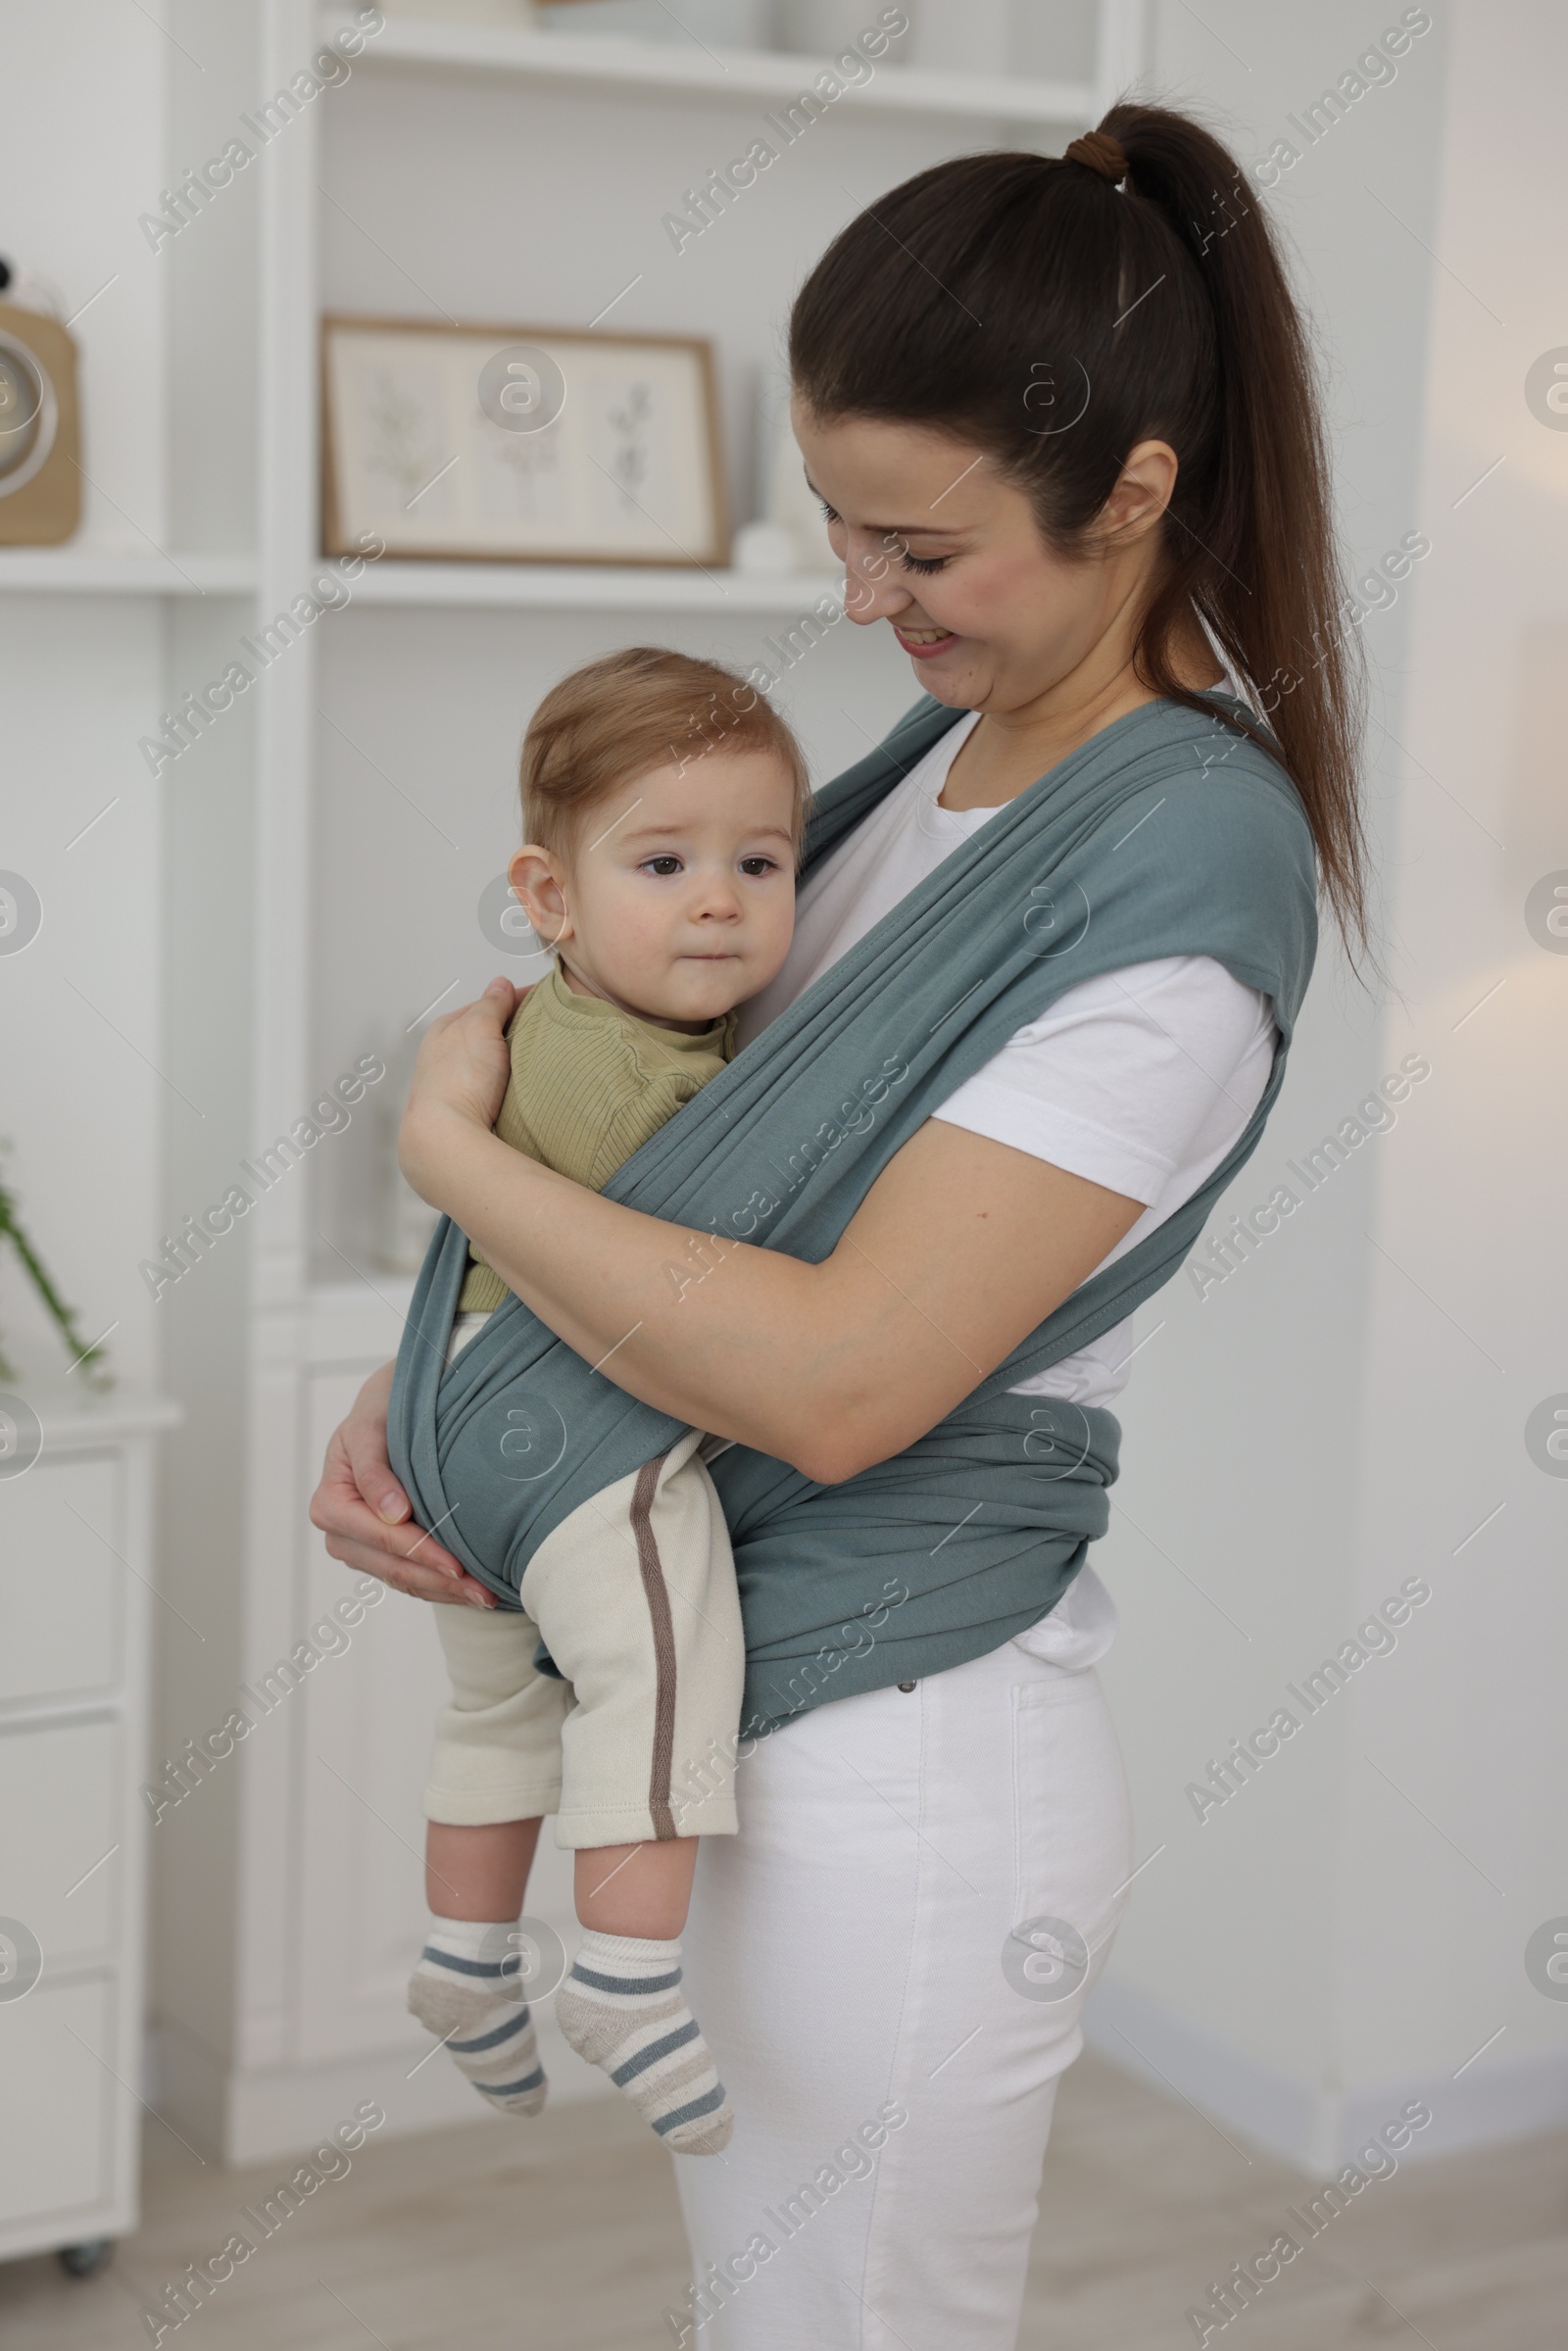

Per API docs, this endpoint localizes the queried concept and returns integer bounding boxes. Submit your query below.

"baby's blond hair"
[520,647,810,862]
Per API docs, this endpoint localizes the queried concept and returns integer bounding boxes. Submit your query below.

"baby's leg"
[524,1436,744,2154]
[410,1604,569,2117]
[426,1816,543,1922]
[574,1834,697,1938]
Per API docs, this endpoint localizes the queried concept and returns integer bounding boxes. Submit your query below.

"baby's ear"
[508,844,570,942]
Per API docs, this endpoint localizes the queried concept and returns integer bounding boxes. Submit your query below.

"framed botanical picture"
[320,316,727,566]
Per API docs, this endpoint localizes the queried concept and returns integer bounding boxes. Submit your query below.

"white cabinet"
[0,1456,122,1707]
[0,1387,179,2271]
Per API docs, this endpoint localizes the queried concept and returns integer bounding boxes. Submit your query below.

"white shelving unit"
[145,0,1143,2162]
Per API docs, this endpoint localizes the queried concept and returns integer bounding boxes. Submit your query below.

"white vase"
[732,518,801,574]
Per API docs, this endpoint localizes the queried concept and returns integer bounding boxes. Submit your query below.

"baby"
[406,647,808,2156]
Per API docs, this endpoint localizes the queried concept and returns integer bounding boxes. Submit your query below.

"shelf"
[352,560,846,614]
[26,1381,184,1446]
[0,550,257,597]
[331,12,1092,127]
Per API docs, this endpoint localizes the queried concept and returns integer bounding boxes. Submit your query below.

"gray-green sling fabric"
[389,691,1316,1739]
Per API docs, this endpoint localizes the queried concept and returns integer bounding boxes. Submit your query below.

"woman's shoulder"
[1072,698,1320,1023]
[1109,695,1316,872]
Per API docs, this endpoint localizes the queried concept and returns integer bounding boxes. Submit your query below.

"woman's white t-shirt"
[736,711,1280,1669]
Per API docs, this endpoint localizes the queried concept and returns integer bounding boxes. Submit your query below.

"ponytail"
[790,106,1371,966]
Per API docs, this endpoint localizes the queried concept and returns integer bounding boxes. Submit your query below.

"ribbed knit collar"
[545,960,737,1060]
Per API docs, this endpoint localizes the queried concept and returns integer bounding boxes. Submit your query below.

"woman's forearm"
[402,1102,1144,1483]
[403,1106,864,1471]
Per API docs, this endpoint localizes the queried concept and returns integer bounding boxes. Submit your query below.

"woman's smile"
[893,621,960,659]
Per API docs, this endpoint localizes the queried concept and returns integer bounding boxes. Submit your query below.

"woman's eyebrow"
[803,473,964,537]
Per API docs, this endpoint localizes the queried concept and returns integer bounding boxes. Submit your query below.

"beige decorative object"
[0,299,81,547]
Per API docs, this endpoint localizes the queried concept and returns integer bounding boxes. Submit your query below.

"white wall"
[1336,0,1568,2142]
[0,2,171,1391]
[1086,0,1568,2166]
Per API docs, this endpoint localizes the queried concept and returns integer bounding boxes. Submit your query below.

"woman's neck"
[939,615,1223,812]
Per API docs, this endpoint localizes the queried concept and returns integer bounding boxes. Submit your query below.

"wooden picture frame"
[320,315,727,566]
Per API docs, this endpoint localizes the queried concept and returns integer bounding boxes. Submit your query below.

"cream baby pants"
[423,1315,745,1847]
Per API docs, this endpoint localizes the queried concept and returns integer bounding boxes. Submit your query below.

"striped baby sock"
[407,1916,547,2117]
[555,1932,732,2155]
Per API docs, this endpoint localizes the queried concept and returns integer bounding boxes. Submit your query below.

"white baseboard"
[149,2010,612,2169]
[1340,2039,1568,2162]
[152,1980,1568,2176]
[1083,1975,1568,2171]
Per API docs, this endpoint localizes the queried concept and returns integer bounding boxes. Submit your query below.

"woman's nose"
[842,533,914,626]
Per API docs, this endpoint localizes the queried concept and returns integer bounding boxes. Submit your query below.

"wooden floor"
[3,2054,1565,2348]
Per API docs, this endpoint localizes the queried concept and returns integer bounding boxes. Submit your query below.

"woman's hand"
[399,976,522,1204]
[308,1358,496,1608]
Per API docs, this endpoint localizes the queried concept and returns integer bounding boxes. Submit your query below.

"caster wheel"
[58,2238,114,2278]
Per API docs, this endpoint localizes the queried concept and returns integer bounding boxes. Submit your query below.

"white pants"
[669,1632,1134,2350]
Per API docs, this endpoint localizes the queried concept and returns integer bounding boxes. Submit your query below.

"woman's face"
[791,402,1175,717]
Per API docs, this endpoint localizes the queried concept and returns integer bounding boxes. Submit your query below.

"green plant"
[0,1150,109,1386]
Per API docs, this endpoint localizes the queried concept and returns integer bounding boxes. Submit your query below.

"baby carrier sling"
[390,691,1317,1739]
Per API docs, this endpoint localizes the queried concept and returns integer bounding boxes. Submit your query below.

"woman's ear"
[1100,438,1180,546]
[509,845,572,947]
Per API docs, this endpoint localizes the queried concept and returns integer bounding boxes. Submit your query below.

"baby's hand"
[399,978,521,1195]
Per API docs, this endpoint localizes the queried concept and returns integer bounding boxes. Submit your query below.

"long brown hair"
[789,105,1370,963]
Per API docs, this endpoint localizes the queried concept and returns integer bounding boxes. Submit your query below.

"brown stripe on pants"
[630,1453,679,1839]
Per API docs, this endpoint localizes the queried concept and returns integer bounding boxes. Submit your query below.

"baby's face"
[510,748,799,1031]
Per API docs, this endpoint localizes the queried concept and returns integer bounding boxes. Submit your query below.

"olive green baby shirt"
[457,963,737,1313]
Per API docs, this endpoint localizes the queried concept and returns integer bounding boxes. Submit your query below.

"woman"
[313,106,1365,2350]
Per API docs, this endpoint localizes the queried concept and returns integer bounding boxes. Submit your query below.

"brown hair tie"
[1063,130,1128,187]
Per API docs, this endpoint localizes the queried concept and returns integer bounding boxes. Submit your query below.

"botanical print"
[353,362,457,523]
[602,377,654,510]
[478,420,567,529]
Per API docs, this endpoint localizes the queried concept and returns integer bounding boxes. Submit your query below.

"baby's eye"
[641,856,683,877]
[738,856,779,877]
